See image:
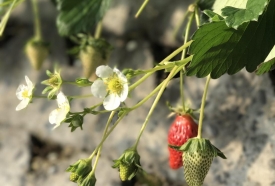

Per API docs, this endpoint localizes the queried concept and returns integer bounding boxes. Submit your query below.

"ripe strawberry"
[180,138,226,186]
[168,115,198,169]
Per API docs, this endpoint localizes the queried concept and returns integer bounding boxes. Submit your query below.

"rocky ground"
[1,0,275,186]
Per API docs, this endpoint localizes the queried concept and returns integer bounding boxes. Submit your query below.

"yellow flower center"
[107,74,124,95]
[22,90,29,98]
[49,75,60,87]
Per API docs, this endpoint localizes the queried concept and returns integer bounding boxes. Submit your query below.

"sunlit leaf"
[187,0,275,78]
[221,0,269,29]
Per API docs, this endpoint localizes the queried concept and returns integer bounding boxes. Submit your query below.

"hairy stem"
[31,0,42,40]
[197,75,211,138]
[135,0,149,18]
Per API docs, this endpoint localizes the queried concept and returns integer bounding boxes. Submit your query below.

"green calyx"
[41,69,62,99]
[179,137,226,159]
[112,147,143,181]
[78,173,96,186]
[66,158,93,184]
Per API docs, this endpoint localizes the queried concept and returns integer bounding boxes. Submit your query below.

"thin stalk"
[181,11,194,60]
[135,0,149,18]
[89,111,116,173]
[88,112,127,160]
[180,69,185,112]
[130,56,192,110]
[129,41,193,91]
[194,5,201,27]
[31,0,42,40]
[33,95,47,98]
[69,94,93,99]
[94,20,103,39]
[197,75,211,138]
[134,64,185,149]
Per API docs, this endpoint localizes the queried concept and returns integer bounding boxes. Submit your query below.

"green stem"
[62,81,91,87]
[89,111,116,173]
[134,64,185,149]
[94,20,103,39]
[181,11,194,60]
[197,75,211,139]
[194,4,201,27]
[69,94,93,99]
[135,0,149,18]
[33,95,47,98]
[30,0,42,40]
[180,69,185,112]
[88,112,127,160]
[130,56,192,111]
[129,41,192,91]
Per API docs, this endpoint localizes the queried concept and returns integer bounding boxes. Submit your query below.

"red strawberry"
[168,114,198,169]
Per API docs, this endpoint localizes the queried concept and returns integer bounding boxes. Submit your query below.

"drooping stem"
[88,112,127,160]
[180,69,185,112]
[90,111,116,173]
[197,75,211,138]
[130,56,192,110]
[134,64,187,149]
[135,0,149,18]
[30,0,42,40]
[181,9,194,60]
[129,41,193,91]
[94,20,103,39]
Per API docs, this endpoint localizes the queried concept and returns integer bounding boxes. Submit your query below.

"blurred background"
[1,0,275,185]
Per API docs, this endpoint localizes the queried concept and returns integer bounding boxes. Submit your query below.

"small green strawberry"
[112,147,143,181]
[180,138,226,186]
[79,37,112,81]
[69,173,79,182]
[25,38,49,70]
[119,161,135,181]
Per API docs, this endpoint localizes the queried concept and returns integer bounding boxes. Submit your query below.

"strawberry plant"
[1,0,274,185]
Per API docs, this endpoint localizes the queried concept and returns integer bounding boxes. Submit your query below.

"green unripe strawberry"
[79,37,112,81]
[25,38,49,70]
[69,173,79,182]
[180,138,226,186]
[112,147,143,181]
[119,162,135,181]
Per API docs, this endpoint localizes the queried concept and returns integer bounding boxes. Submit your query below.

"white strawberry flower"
[49,91,70,129]
[16,76,34,111]
[91,65,128,111]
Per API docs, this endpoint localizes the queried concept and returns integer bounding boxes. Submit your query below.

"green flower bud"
[66,158,92,179]
[75,78,93,87]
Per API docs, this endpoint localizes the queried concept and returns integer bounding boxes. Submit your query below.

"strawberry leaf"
[256,57,275,75]
[56,0,111,36]
[187,0,275,78]
[221,0,269,29]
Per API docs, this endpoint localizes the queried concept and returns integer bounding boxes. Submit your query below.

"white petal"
[25,76,33,89]
[119,83,128,102]
[57,92,69,108]
[103,94,120,110]
[16,85,27,100]
[54,108,68,128]
[114,68,127,82]
[91,79,107,98]
[49,109,59,124]
[96,65,113,78]
[16,99,29,111]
